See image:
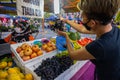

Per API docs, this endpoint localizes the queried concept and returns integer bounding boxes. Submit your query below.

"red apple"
[30,52,37,59]
[19,50,24,57]
[24,48,32,56]
[46,47,53,52]
[16,47,22,53]
[22,56,30,61]
[52,46,56,50]
[37,50,43,56]
[32,45,39,52]
[21,43,31,50]
[47,42,53,47]
[42,44,48,50]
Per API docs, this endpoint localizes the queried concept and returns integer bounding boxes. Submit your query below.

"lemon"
[19,73,25,79]
[7,68,17,74]
[0,70,8,79]
[0,62,7,69]
[13,67,21,73]
[7,62,13,67]
[25,73,33,80]
[7,73,21,80]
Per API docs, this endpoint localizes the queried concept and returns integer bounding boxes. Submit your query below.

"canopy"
[61,0,80,13]
[0,0,81,15]
[45,15,58,21]
[0,0,54,14]
[0,14,13,18]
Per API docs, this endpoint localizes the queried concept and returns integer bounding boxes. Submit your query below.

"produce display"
[10,36,92,80]
[50,38,56,44]
[68,32,81,41]
[41,41,56,52]
[77,38,93,46]
[34,51,73,80]
[71,41,82,50]
[16,43,43,61]
[115,10,120,23]
[0,57,33,80]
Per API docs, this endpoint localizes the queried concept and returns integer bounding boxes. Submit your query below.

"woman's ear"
[89,20,96,27]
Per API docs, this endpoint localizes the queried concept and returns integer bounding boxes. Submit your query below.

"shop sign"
[17,0,44,18]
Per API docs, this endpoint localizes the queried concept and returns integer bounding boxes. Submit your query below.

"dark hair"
[79,0,120,25]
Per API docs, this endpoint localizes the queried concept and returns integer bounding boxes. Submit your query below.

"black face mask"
[82,20,91,31]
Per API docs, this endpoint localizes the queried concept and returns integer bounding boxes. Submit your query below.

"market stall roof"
[0,0,81,15]
[61,0,80,13]
[0,14,13,18]
[0,0,55,15]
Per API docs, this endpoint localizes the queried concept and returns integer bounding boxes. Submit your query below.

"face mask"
[82,20,91,31]
[82,23,91,31]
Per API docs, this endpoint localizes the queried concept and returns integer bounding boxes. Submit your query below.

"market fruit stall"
[10,37,91,80]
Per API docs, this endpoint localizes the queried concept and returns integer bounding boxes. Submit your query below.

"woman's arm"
[58,31,95,60]
[61,18,95,34]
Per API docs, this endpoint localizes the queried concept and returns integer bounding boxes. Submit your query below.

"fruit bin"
[55,60,88,80]
[12,45,88,80]
[13,56,40,80]
[10,39,57,66]
[11,38,89,80]
[14,52,88,80]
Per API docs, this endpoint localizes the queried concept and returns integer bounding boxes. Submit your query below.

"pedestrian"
[58,0,120,80]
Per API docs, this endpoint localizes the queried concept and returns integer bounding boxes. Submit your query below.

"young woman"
[58,0,120,80]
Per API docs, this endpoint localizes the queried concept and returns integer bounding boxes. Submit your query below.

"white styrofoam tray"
[10,39,57,66]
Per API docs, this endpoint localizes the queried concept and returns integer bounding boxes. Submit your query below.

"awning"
[61,0,80,13]
[0,0,55,14]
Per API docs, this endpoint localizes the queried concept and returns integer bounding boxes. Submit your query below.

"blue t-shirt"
[86,27,120,80]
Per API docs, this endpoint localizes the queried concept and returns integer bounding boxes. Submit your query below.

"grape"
[34,54,73,80]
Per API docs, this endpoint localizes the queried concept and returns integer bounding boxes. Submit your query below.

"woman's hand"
[60,17,68,23]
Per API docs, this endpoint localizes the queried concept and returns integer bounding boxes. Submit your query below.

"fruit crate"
[13,56,40,80]
[19,52,88,80]
[11,39,57,66]
[55,60,88,80]
[13,49,58,80]
[25,59,88,80]
[13,46,88,80]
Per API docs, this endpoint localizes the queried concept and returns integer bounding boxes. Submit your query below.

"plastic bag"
[56,36,67,51]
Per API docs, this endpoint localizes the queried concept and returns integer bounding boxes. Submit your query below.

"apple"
[46,47,53,52]
[21,43,31,50]
[37,50,43,56]
[47,42,53,47]
[52,46,56,50]
[16,46,22,53]
[24,48,32,56]
[30,52,37,59]
[19,50,24,57]
[32,45,39,52]
[22,56,30,61]
[42,44,48,50]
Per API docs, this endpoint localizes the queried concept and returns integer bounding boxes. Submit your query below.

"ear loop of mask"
[82,20,91,31]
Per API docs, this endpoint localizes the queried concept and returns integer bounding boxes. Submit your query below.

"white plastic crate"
[13,56,40,80]
[11,38,89,80]
[11,39,57,66]
[13,48,88,80]
[55,60,88,80]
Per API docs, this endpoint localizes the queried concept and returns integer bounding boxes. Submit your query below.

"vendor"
[58,0,120,80]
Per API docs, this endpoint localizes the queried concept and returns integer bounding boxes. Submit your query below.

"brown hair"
[79,0,120,25]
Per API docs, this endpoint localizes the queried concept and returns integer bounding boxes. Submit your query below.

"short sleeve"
[85,40,105,60]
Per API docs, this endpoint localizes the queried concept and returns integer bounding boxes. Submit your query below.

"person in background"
[58,0,120,80]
